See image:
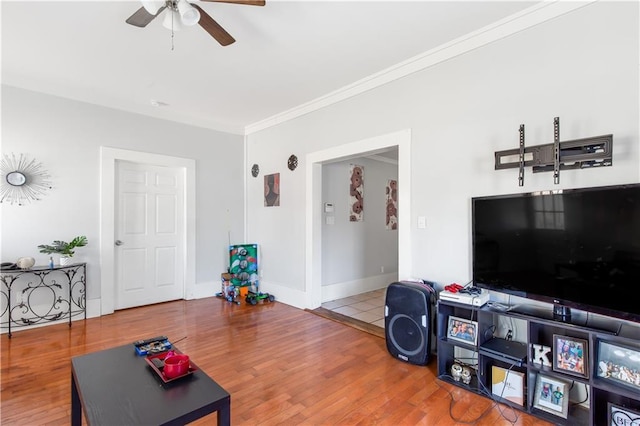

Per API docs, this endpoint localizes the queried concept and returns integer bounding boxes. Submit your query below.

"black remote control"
[133,336,168,347]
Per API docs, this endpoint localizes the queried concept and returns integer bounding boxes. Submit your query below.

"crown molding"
[245,1,594,135]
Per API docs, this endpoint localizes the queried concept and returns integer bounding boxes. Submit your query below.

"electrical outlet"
[380,266,385,273]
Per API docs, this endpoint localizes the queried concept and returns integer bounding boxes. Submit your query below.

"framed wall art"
[608,402,640,426]
[553,335,589,378]
[533,373,570,419]
[447,316,478,346]
[385,179,397,230]
[264,173,280,207]
[349,164,364,221]
[597,340,640,392]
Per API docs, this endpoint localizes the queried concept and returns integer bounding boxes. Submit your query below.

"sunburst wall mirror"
[0,153,52,205]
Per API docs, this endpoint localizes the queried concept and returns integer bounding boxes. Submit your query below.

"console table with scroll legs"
[0,263,86,338]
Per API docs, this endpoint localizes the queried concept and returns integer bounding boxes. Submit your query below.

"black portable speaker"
[385,281,435,365]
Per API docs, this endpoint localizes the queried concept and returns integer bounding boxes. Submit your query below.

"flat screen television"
[472,183,640,323]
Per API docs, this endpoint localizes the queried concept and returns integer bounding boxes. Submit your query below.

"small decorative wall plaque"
[287,155,298,171]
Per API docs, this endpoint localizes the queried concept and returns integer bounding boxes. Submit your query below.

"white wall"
[1,2,638,317]
[246,1,640,309]
[1,86,245,316]
[321,157,399,301]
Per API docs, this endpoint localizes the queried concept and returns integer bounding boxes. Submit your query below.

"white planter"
[59,256,72,266]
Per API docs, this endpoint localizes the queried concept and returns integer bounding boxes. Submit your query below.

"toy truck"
[245,291,275,305]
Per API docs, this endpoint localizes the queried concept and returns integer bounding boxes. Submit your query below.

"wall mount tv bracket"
[494,117,613,186]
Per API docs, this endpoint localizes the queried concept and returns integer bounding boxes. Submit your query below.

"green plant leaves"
[38,235,88,257]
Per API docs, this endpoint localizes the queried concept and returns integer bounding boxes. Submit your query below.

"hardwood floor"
[0,297,551,425]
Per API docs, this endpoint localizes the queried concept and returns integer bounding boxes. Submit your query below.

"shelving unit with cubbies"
[437,298,640,425]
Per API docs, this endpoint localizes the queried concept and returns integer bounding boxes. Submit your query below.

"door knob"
[115,240,124,246]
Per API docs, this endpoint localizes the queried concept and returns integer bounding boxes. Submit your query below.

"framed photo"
[553,335,589,378]
[597,340,640,392]
[607,402,640,426]
[491,365,524,407]
[264,173,280,207]
[533,373,570,419]
[447,316,478,346]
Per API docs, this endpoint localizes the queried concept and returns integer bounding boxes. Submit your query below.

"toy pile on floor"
[215,244,275,305]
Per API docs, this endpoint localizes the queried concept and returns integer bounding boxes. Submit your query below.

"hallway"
[321,288,386,328]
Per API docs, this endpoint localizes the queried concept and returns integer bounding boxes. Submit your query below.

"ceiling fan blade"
[126,6,166,28]
[199,0,265,6]
[193,4,236,46]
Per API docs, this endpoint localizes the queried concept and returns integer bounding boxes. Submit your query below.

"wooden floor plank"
[0,297,551,425]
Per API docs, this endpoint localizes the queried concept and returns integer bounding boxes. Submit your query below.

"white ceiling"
[2,1,538,135]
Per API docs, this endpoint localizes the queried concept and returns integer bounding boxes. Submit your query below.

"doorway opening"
[319,149,398,327]
[304,129,412,310]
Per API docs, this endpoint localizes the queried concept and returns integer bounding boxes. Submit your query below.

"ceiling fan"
[126,0,265,46]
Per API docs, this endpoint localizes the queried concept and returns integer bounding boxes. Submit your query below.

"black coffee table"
[71,344,230,425]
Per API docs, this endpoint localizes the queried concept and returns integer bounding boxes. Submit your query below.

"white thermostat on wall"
[324,203,334,213]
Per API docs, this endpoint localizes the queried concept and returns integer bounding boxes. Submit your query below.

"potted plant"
[38,236,88,266]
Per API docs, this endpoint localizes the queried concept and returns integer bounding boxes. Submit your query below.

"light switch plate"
[418,216,426,229]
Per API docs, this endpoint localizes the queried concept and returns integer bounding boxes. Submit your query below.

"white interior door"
[114,160,185,310]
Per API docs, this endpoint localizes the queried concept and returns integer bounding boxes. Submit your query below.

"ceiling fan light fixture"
[177,0,200,26]
[126,0,254,46]
[141,0,165,15]
[162,10,184,31]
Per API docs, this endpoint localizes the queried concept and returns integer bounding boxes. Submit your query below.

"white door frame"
[100,147,196,315]
[305,129,412,309]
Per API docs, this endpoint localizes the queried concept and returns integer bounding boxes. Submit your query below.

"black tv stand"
[553,304,572,322]
[437,298,640,425]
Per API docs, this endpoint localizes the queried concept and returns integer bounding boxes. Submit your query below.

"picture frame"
[607,402,640,426]
[553,335,589,378]
[264,173,280,207]
[533,373,570,419]
[447,316,478,346]
[491,365,525,407]
[597,340,640,392]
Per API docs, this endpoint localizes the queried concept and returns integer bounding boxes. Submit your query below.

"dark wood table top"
[71,343,230,425]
